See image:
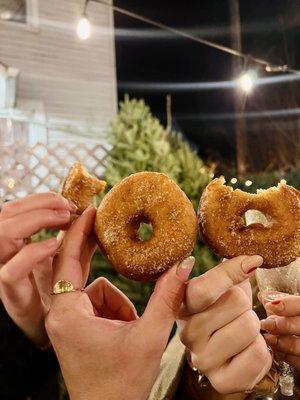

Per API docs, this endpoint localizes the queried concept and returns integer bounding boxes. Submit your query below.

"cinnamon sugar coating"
[95,172,198,281]
[198,177,300,268]
[61,162,106,214]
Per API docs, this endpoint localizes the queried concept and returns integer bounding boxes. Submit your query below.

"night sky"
[114,0,300,171]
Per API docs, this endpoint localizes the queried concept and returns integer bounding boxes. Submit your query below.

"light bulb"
[77,15,91,40]
[245,180,253,187]
[237,70,257,94]
[230,178,237,184]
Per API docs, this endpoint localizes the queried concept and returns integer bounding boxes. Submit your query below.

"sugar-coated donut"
[198,177,300,268]
[61,162,106,214]
[95,172,198,281]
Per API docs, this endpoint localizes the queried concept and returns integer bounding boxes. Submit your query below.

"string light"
[84,0,300,75]
[230,177,237,184]
[245,180,253,187]
[7,178,15,189]
[237,70,257,94]
[77,0,91,40]
[280,179,287,184]
[77,15,91,40]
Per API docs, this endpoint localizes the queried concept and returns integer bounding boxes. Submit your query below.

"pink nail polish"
[271,300,281,305]
[247,267,258,274]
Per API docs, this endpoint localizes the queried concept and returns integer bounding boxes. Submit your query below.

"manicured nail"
[265,299,284,312]
[263,333,278,347]
[261,318,276,332]
[241,255,264,274]
[55,209,70,218]
[176,256,195,282]
[68,200,77,213]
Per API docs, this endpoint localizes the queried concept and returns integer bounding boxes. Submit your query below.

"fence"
[0,140,108,204]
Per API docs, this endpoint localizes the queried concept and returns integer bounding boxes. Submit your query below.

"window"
[0,0,26,24]
[0,0,38,28]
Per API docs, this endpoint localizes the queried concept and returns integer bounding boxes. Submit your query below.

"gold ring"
[51,280,83,295]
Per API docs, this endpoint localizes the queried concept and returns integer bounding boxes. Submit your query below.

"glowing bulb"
[280,179,287,184]
[7,178,15,189]
[230,178,237,184]
[77,15,91,40]
[237,71,257,94]
[245,180,253,187]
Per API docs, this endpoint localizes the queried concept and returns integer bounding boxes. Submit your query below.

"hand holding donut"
[0,193,78,346]
[46,207,195,400]
[177,256,273,394]
[260,293,300,371]
[0,192,76,263]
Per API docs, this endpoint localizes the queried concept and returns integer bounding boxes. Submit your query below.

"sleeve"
[0,302,59,400]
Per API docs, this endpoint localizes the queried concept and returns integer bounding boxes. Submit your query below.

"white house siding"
[0,0,117,143]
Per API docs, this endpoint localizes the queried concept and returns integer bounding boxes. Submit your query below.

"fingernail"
[176,256,195,282]
[68,200,77,213]
[265,300,284,312]
[83,205,95,214]
[46,237,59,249]
[261,318,276,332]
[55,209,70,218]
[263,333,278,347]
[241,255,263,274]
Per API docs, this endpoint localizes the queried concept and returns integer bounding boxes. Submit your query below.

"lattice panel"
[0,141,108,204]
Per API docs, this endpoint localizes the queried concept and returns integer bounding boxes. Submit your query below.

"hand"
[260,293,300,371]
[0,192,76,263]
[0,193,78,346]
[177,256,272,394]
[46,207,195,400]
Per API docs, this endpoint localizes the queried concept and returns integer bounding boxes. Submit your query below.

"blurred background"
[0,0,299,312]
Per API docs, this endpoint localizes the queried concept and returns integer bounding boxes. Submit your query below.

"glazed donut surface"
[95,172,198,281]
[198,177,300,268]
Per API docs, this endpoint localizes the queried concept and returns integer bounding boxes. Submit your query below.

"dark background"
[114,0,300,172]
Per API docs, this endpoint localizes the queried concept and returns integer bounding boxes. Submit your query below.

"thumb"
[141,257,195,335]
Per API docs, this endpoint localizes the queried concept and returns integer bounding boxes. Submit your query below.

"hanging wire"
[88,0,300,75]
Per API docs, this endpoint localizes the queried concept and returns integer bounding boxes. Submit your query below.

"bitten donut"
[198,177,300,268]
[61,162,106,214]
[95,172,198,281]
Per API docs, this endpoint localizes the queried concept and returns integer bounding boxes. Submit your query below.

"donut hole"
[137,221,153,241]
[243,209,271,228]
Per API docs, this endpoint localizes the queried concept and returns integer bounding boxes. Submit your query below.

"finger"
[0,192,76,218]
[190,310,260,372]
[85,277,138,321]
[265,295,300,317]
[207,336,272,394]
[0,238,60,283]
[52,206,96,303]
[141,257,195,341]
[185,255,263,314]
[80,235,97,285]
[0,239,59,345]
[263,334,300,356]
[0,209,72,239]
[261,316,300,335]
[178,286,252,349]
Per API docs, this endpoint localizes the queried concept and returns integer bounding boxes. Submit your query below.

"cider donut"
[95,172,198,281]
[198,177,300,268]
[61,162,106,214]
